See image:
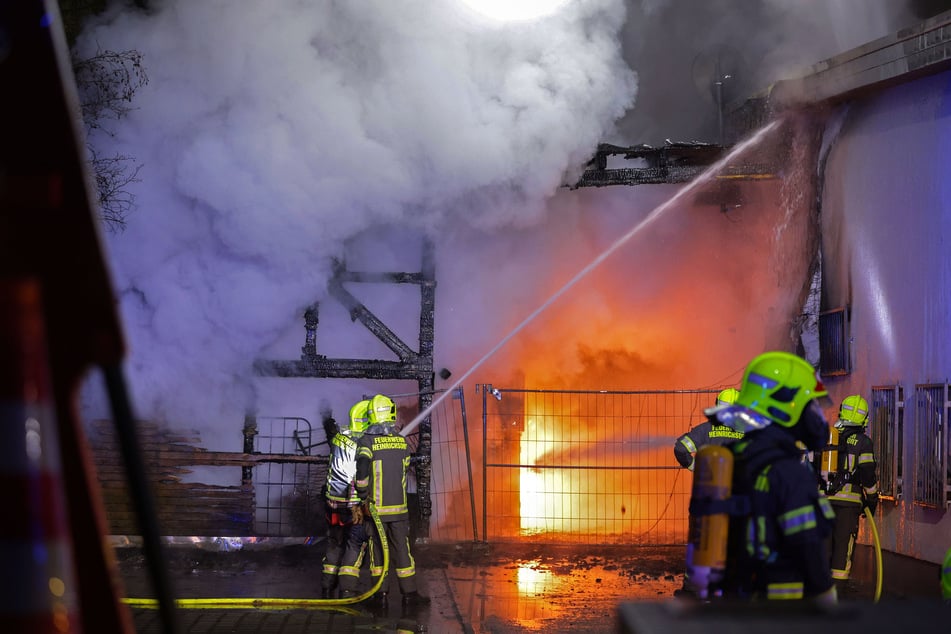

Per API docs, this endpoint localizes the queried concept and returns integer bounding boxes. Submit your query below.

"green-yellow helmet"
[838,394,869,426]
[349,399,370,434]
[736,351,828,427]
[367,394,397,424]
[716,388,740,406]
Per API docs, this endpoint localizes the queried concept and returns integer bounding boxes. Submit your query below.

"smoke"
[74,0,923,448]
[74,0,636,444]
[617,0,920,144]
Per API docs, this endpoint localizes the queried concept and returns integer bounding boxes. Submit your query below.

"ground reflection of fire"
[515,560,554,594]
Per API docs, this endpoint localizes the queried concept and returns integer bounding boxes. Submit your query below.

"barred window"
[818,307,849,376]
[912,384,949,509]
[871,386,903,501]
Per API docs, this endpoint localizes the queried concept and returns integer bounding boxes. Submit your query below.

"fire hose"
[122,502,389,610]
[864,506,882,603]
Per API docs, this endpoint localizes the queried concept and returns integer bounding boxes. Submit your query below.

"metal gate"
[479,385,719,545]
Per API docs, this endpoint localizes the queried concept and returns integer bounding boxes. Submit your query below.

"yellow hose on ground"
[864,506,882,603]
[123,502,390,609]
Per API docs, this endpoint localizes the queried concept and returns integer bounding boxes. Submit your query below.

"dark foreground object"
[618,599,950,634]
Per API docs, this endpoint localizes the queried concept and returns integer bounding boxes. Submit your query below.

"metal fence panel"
[249,390,478,541]
[406,388,478,542]
[252,416,325,536]
[480,386,718,545]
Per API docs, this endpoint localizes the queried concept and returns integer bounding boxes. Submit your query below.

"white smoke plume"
[74,0,636,445]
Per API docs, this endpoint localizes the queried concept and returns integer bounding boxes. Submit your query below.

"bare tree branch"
[72,48,149,231]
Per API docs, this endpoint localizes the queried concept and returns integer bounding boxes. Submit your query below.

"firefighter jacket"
[724,424,836,600]
[675,421,744,470]
[827,426,878,506]
[324,430,361,508]
[355,424,411,522]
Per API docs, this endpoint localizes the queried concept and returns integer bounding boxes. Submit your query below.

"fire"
[476,176,816,541]
[517,403,684,539]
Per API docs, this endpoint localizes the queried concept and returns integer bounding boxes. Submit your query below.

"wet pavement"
[116,541,942,633]
[118,541,683,633]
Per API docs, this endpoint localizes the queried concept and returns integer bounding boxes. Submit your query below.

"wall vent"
[818,306,849,376]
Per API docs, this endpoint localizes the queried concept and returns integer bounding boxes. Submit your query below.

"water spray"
[400,118,783,439]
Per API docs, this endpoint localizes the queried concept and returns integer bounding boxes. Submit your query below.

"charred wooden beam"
[327,275,416,361]
[334,271,427,284]
[414,241,436,538]
[253,357,427,380]
[156,451,327,467]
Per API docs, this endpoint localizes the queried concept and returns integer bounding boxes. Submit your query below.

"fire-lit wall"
[818,69,951,564]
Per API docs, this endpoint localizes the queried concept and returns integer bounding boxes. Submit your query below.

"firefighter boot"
[401,591,431,608]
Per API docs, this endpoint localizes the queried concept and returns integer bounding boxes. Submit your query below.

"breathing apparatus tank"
[684,444,733,599]
[817,426,839,493]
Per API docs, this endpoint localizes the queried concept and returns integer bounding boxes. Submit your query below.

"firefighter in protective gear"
[337,395,430,608]
[826,394,879,588]
[320,399,370,598]
[674,388,743,471]
[706,351,837,604]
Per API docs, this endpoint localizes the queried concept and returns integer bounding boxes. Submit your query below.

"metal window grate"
[912,384,948,509]
[818,307,849,376]
[871,385,903,500]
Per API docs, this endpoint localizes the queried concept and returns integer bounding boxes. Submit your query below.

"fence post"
[242,412,257,485]
[456,387,478,541]
[481,384,489,543]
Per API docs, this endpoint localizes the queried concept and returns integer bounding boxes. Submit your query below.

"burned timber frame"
[253,239,437,538]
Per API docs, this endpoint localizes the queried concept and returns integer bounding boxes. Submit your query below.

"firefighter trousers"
[368,518,418,595]
[829,501,862,581]
[337,517,417,596]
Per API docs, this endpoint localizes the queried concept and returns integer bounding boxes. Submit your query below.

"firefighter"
[706,351,837,604]
[674,387,741,596]
[826,394,879,590]
[338,394,430,608]
[320,399,370,598]
[674,388,742,471]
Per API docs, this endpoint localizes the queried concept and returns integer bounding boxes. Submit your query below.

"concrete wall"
[818,69,951,564]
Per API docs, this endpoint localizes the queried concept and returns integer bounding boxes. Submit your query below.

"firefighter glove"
[350,504,364,525]
[864,492,879,515]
